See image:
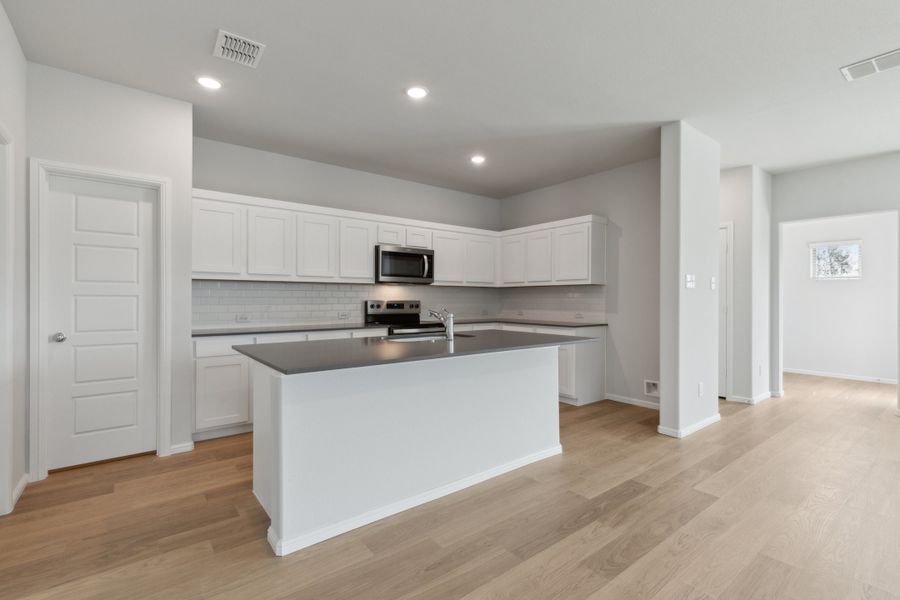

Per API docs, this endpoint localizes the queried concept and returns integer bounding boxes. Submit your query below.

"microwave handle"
[423,255,429,278]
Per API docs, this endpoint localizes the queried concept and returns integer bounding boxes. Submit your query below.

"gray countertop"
[233,329,593,375]
[193,317,607,337]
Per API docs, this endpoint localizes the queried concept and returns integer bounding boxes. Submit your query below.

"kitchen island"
[234,330,590,556]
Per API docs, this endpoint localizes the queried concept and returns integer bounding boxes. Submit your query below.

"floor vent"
[213,29,266,68]
[841,47,900,81]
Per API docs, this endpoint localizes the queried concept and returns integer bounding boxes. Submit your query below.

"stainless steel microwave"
[375,245,434,284]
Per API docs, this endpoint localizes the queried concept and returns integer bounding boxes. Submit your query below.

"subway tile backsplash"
[192,280,605,326]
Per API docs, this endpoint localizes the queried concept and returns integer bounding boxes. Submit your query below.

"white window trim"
[809,239,862,280]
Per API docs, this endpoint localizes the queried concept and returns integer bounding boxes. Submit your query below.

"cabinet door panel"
[248,208,295,276]
[377,224,406,246]
[297,214,338,278]
[195,355,250,430]
[558,345,576,398]
[465,236,496,285]
[193,199,244,275]
[433,232,464,283]
[501,236,526,284]
[553,224,590,282]
[526,231,552,283]
[406,228,433,249]
[339,219,377,280]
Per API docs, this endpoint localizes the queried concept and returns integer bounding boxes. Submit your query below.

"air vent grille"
[213,29,265,68]
[841,48,900,81]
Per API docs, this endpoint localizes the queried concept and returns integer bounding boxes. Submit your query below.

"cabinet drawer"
[255,332,308,344]
[193,335,255,358]
[351,328,387,338]
[306,330,353,341]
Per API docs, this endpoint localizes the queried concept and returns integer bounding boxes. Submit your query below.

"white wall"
[499,158,659,406]
[0,0,28,515]
[719,165,771,402]
[659,122,721,436]
[782,213,897,383]
[27,63,195,451]
[771,150,900,399]
[194,138,501,230]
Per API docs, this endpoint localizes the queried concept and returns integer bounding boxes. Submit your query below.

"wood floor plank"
[1,374,898,600]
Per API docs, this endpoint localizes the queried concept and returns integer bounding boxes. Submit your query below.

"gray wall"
[499,157,660,405]
[194,138,501,230]
[0,1,27,513]
[771,150,900,401]
[28,63,195,450]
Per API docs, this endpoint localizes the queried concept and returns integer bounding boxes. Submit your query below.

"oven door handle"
[423,255,429,278]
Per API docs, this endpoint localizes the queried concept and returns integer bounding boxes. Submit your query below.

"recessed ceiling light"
[470,154,486,165]
[197,76,222,90]
[406,86,428,100]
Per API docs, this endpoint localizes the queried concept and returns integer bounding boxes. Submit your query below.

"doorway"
[780,212,898,387]
[718,223,733,398]
[30,160,173,478]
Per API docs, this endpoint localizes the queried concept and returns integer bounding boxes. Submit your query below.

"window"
[810,240,861,280]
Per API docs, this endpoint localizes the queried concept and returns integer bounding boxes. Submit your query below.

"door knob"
[53,332,67,343]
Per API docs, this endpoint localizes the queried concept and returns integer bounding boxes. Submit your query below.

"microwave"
[376,245,434,284]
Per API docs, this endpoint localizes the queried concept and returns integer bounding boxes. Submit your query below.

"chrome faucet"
[428,307,455,341]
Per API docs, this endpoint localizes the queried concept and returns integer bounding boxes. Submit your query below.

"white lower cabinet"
[195,355,251,430]
[533,325,606,405]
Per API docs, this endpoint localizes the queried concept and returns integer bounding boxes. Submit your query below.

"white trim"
[725,395,753,404]
[719,222,735,400]
[267,444,562,556]
[771,390,784,398]
[657,413,721,439]
[192,423,252,442]
[0,122,17,513]
[783,368,897,385]
[604,393,660,410]
[28,159,174,478]
[11,473,27,507]
[168,442,195,455]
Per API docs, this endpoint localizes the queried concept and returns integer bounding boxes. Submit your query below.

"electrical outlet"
[235,313,250,323]
[574,312,584,319]
[710,276,717,291]
[685,274,696,289]
[337,312,350,320]
[698,382,703,398]
[516,310,524,316]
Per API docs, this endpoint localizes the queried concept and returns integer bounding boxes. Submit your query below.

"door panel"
[553,224,590,282]
[718,227,728,397]
[297,214,338,278]
[465,236,496,284]
[248,207,295,276]
[501,236,526,284]
[339,219,376,280]
[526,231,552,283]
[192,199,244,275]
[433,232,464,283]
[45,174,157,470]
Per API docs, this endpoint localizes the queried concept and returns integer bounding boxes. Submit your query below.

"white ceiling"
[4,0,900,198]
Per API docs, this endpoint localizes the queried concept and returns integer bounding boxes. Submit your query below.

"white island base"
[251,346,562,556]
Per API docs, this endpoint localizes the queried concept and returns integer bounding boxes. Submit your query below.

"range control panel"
[364,299,421,317]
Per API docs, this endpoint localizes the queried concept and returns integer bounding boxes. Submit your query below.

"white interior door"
[43,174,158,470]
[718,226,729,398]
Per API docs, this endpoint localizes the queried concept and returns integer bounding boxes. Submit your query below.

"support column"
[659,121,722,437]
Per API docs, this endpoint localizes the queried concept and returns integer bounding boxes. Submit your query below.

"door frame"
[28,158,173,480]
[719,222,734,400]
[0,120,17,513]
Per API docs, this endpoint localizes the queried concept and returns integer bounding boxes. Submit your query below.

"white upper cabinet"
[552,223,591,282]
[247,207,295,276]
[377,223,406,246]
[339,219,377,280]
[501,235,526,284]
[465,236,497,285]
[432,231,465,284]
[525,231,553,283]
[297,214,338,278]
[191,189,605,287]
[405,227,432,249]
[193,199,245,275]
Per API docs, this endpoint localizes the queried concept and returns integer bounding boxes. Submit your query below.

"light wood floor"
[3,374,900,600]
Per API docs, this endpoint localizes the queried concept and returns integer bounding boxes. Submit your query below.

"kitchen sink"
[382,333,474,343]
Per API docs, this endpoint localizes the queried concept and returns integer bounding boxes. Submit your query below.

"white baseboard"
[604,393,660,410]
[268,444,563,556]
[771,390,785,398]
[2,473,30,515]
[783,368,897,385]
[167,442,195,455]
[192,423,252,442]
[725,395,753,404]
[658,413,721,439]
[751,392,772,404]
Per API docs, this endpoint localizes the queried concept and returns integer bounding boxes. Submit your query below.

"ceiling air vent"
[213,29,266,68]
[841,47,900,81]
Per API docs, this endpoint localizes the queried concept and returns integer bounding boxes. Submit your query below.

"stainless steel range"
[364,299,447,336]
